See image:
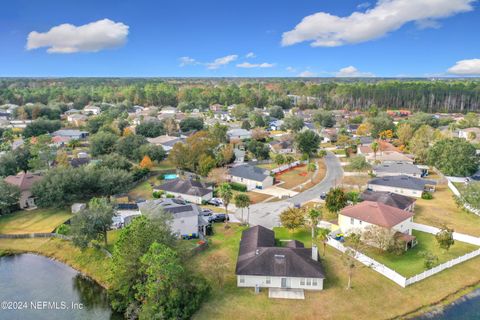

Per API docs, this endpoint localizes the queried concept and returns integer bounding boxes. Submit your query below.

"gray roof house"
[153,179,213,204]
[228,164,274,191]
[138,198,205,238]
[52,129,89,140]
[360,190,416,212]
[367,175,437,198]
[236,226,325,298]
[227,128,252,140]
[373,162,423,177]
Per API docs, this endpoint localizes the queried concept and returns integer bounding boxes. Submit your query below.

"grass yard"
[247,191,273,204]
[273,227,312,247]
[0,208,72,234]
[276,164,314,190]
[127,174,163,200]
[414,184,480,237]
[341,175,370,188]
[191,224,480,320]
[0,238,112,287]
[257,162,278,170]
[363,230,479,277]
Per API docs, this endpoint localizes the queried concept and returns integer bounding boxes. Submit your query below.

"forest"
[1,78,480,113]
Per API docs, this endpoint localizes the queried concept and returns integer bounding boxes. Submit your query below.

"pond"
[416,289,480,320]
[0,254,122,320]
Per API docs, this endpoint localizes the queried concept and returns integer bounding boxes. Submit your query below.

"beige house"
[228,165,274,191]
[4,172,43,209]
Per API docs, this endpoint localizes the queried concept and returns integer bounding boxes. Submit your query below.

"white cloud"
[236,62,274,68]
[357,2,371,9]
[448,59,480,75]
[179,56,197,67]
[245,52,256,58]
[286,66,297,73]
[336,66,375,77]
[298,71,317,77]
[282,0,474,47]
[27,19,129,53]
[206,55,238,69]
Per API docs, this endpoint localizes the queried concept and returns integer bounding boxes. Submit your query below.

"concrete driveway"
[237,152,343,229]
[253,186,298,198]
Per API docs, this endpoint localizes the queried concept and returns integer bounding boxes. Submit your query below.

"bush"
[152,191,164,199]
[56,224,71,235]
[166,194,175,198]
[421,191,433,200]
[229,182,247,192]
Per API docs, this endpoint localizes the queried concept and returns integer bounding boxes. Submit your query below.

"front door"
[281,278,287,288]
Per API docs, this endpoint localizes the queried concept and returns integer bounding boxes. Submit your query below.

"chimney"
[312,245,318,261]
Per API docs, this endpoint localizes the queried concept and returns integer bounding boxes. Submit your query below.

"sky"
[1,0,480,77]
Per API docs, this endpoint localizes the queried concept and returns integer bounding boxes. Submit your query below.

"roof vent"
[274,254,285,259]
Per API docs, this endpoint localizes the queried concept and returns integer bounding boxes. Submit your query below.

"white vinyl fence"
[447,180,480,216]
[271,160,307,174]
[326,225,480,288]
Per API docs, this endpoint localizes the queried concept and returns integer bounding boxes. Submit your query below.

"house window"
[307,278,312,286]
[239,276,245,284]
[359,220,362,225]
[266,277,271,284]
[312,279,318,286]
[350,218,354,225]
[300,278,305,285]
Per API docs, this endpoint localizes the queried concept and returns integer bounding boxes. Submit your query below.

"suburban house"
[0,112,10,121]
[360,190,416,212]
[338,201,416,250]
[52,129,89,140]
[236,225,326,298]
[357,136,374,146]
[359,147,414,164]
[83,105,101,115]
[227,128,251,141]
[228,164,274,191]
[234,148,246,163]
[112,203,142,229]
[269,119,284,131]
[160,106,177,114]
[4,172,43,209]
[214,111,233,122]
[67,113,88,126]
[367,175,437,198]
[269,140,294,154]
[147,135,185,153]
[153,178,213,204]
[373,162,423,177]
[138,198,206,238]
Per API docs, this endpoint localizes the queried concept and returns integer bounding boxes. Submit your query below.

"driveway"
[253,186,298,198]
[237,152,343,229]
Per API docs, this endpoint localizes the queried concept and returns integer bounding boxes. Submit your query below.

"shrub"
[421,191,433,200]
[56,224,71,235]
[166,194,175,198]
[152,191,164,199]
[229,182,247,192]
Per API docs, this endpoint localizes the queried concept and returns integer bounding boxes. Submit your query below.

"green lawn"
[0,208,72,234]
[363,230,479,277]
[273,227,312,247]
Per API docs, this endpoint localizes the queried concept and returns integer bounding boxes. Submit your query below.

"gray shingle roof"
[228,165,270,182]
[373,162,422,175]
[235,226,325,278]
[360,190,415,210]
[368,175,436,191]
[155,179,212,197]
[138,198,199,219]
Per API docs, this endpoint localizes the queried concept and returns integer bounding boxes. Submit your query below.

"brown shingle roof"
[4,172,42,191]
[340,201,414,228]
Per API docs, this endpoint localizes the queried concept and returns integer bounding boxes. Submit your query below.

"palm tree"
[234,193,251,224]
[316,228,330,256]
[371,141,379,162]
[307,208,322,242]
[217,183,233,224]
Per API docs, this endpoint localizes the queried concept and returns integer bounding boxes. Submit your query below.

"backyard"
[191,224,480,320]
[414,184,480,237]
[0,208,72,234]
[362,230,479,277]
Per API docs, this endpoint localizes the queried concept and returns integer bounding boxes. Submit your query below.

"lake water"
[0,254,121,320]
[416,289,480,320]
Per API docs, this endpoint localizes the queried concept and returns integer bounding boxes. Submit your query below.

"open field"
[341,175,370,188]
[0,208,72,234]
[192,224,480,320]
[363,230,479,277]
[0,238,112,287]
[414,184,480,237]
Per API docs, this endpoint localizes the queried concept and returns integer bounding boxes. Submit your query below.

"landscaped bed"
[362,230,479,278]
[0,208,72,234]
[191,224,480,320]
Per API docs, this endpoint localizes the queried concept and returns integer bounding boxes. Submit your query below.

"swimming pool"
[163,173,178,180]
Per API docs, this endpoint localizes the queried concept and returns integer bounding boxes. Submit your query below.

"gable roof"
[228,165,270,182]
[368,175,436,191]
[360,190,416,210]
[373,162,422,175]
[4,172,42,191]
[155,179,212,197]
[235,226,325,278]
[138,198,199,219]
[340,201,414,228]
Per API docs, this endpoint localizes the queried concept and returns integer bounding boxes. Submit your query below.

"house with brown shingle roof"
[4,172,43,209]
[338,201,416,249]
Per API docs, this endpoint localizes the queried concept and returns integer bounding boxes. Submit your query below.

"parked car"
[208,214,229,223]
[200,208,213,216]
[320,192,327,200]
[208,198,223,206]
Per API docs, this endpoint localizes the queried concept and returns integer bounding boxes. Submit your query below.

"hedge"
[229,182,248,192]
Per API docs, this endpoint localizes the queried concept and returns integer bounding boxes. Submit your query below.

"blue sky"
[1,0,479,77]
